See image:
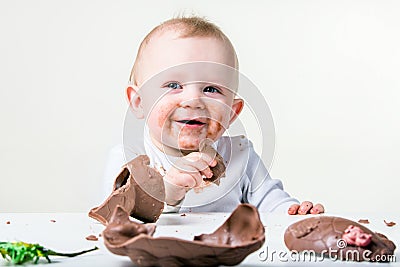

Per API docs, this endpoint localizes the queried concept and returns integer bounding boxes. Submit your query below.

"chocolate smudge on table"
[358,219,370,224]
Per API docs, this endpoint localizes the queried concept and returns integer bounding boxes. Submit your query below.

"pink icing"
[342,225,372,247]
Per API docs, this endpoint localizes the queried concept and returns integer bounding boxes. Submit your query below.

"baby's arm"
[242,138,324,214]
[164,152,217,205]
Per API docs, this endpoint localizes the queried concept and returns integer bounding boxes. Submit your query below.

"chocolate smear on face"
[284,216,396,262]
[103,204,264,267]
[199,140,225,185]
[89,155,165,224]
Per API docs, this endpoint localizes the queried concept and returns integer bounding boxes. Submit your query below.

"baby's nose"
[180,86,205,109]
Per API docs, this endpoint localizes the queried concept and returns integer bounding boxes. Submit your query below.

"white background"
[0,0,399,213]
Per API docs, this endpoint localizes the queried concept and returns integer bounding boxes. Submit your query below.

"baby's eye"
[166,82,183,90]
[203,86,222,94]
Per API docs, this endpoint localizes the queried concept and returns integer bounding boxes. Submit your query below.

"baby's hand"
[164,152,217,206]
[288,201,325,215]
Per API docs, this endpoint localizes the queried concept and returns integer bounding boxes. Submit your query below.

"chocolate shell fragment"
[284,216,396,262]
[204,152,225,184]
[103,204,265,267]
[89,155,165,224]
[199,141,226,184]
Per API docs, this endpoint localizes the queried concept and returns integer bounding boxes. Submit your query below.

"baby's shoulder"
[217,135,254,155]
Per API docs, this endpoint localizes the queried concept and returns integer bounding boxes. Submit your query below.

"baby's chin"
[177,138,201,151]
[167,137,203,152]
[160,134,221,154]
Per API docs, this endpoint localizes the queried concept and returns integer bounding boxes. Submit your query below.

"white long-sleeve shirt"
[102,125,298,213]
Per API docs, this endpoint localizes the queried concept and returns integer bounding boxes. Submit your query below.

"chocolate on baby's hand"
[199,140,226,185]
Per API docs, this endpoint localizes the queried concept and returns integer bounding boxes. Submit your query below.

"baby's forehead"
[143,28,228,54]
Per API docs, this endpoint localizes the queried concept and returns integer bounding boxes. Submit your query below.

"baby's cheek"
[157,103,178,128]
[206,115,225,140]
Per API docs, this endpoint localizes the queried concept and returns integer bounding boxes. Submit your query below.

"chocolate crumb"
[180,214,186,217]
[358,219,370,224]
[384,220,396,227]
[50,219,56,223]
[86,235,99,241]
[6,221,10,225]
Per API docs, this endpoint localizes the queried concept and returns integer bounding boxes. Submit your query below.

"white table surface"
[1,211,398,266]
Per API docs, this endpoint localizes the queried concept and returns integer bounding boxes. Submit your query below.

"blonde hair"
[129,16,238,86]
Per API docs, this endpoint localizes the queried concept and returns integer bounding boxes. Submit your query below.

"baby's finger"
[202,153,217,167]
[298,201,313,215]
[177,158,212,178]
[288,204,300,215]
[186,152,216,167]
[190,161,214,179]
[166,165,198,187]
[176,165,204,188]
[310,203,325,214]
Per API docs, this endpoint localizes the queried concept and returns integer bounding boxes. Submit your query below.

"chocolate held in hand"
[284,216,396,262]
[103,204,265,267]
[199,139,226,185]
[89,155,165,224]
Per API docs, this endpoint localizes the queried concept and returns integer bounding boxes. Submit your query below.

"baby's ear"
[126,85,144,119]
[228,98,244,125]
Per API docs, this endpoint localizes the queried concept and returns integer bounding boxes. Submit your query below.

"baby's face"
[131,31,242,154]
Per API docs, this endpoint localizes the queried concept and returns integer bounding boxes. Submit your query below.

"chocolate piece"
[199,141,226,184]
[89,155,165,224]
[103,204,265,267]
[284,216,396,262]
[86,235,99,241]
[50,219,56,223]
[358,219,370,224]
[204,152,226,184]
[384,220,396,227]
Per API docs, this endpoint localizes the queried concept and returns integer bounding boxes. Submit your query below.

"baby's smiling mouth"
[176,119,206,126]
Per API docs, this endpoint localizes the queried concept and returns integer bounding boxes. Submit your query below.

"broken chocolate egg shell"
[284,216,396,262]
[199,141,226,184]
[103,204,265,267]
[89,155,165,224]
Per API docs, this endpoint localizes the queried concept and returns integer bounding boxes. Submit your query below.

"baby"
[104,16,324,215]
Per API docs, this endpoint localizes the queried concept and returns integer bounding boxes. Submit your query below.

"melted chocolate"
[89,155,165,224]
[103,204,265,267]
[284,216,396,262]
